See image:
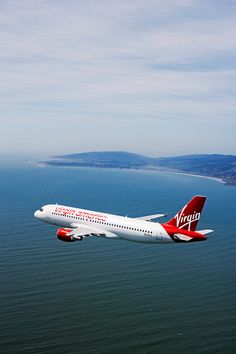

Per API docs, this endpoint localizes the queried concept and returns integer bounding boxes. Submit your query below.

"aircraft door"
[155,226,163,241]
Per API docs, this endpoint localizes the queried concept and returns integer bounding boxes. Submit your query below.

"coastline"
[151,170,226,184]
[134,167,226,184]
[36,162,227,185]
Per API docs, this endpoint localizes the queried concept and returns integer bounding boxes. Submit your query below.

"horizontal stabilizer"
[197,229,214,235]
[173,234,193,241]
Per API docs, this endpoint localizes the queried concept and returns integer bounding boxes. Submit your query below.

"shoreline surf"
[36,162,227,185]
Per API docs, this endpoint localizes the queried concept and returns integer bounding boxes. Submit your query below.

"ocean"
[0,164,235,354]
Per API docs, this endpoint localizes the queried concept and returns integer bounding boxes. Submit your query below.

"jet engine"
[57,228,78,242]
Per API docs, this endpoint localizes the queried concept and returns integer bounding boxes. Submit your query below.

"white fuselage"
[34,204,173,243]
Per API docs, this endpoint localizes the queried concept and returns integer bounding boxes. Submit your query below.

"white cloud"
[0,0,235,155]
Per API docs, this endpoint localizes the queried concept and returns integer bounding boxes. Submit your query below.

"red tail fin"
[164,195,206,231]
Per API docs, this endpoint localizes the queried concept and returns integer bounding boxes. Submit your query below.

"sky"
[0,0,236,158]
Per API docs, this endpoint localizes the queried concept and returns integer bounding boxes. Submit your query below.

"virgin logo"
[175,205,201,229]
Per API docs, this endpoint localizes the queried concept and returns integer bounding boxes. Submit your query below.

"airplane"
[34,195,213,244]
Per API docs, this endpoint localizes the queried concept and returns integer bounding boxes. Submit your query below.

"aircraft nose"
[34,210,40,218]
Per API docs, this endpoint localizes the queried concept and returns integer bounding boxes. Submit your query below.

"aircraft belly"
[117,232,163,244]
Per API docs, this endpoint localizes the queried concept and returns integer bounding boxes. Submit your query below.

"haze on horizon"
[0,0,235,158]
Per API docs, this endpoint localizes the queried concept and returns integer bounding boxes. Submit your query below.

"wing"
[136,213,167,221]
[68,223,118,239]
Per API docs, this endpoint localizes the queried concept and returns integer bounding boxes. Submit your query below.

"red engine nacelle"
[57,228,75,242]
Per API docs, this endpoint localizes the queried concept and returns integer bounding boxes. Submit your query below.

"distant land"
[40,151,236,185]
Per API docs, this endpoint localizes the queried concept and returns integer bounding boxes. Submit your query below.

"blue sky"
[0,0,235,157]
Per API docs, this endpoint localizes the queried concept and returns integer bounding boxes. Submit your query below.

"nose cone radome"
[34,210,40,218]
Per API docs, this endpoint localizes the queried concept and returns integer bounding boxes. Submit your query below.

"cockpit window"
[39,207,44,212]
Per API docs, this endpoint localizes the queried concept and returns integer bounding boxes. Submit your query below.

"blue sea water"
[0,165,235,354]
